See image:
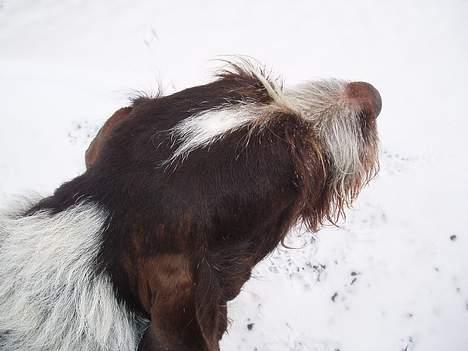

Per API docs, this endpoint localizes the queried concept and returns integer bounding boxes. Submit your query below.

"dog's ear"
[194,258,226,349]
[85,107,133,169]
[137,254,223,351]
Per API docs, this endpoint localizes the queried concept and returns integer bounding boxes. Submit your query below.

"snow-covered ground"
[1,1,467,350]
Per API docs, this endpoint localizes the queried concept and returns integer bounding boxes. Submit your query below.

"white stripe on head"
[0,198,147,351]
[167,106,255,164]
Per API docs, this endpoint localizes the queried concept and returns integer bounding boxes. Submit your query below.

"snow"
[1,0,467,350]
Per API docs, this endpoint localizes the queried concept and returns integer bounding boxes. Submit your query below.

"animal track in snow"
[67,120,99,145]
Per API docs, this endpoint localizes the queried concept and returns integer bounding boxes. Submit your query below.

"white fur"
[283,80,377,199]
[0,198,147,351]
[284,80,364,174]
[167,105,261,164]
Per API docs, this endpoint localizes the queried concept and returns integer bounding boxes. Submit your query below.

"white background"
[1,1,467,350]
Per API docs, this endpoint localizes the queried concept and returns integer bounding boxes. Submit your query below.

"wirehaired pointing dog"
[0,61,381,351]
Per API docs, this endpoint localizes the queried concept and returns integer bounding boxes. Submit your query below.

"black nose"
[345,81,382,118]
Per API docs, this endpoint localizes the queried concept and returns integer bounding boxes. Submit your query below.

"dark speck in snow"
[331,292,338,302]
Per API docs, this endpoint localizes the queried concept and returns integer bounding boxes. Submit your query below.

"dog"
[0,61,381,351]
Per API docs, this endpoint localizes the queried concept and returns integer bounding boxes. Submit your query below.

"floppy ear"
[85,107,133,169]
[137,256,225,351]
[194,258,226,349]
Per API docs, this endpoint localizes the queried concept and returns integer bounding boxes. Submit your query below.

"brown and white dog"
[0,61,381,351]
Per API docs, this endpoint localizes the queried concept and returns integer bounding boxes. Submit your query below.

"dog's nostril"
[345,81,382,118]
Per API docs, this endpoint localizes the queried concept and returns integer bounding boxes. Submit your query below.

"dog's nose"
[345,81,382,118]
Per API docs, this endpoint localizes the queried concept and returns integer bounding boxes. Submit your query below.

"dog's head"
[87,61,380,235]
